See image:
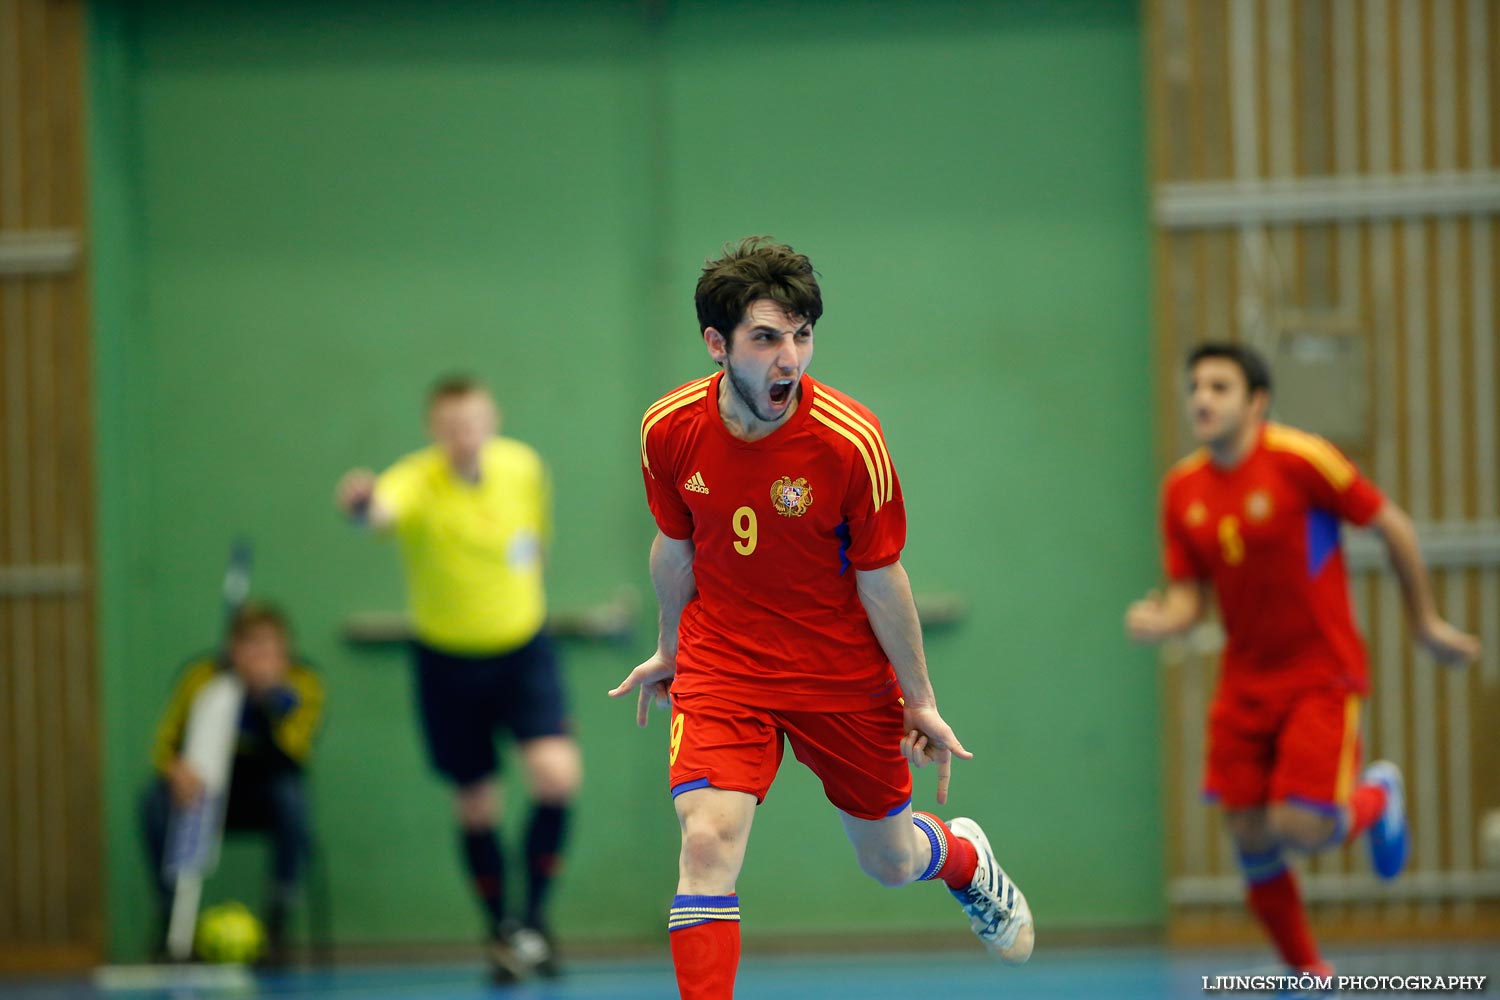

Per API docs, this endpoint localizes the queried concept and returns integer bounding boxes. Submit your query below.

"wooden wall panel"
[1147,0,1500,942]
[0,0,100,971]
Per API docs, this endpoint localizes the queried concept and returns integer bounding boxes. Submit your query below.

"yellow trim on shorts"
[1334,694,1361,805]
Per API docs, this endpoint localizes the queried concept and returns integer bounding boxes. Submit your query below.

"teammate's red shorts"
[1204,684,1363,813]
[667,691,912,821]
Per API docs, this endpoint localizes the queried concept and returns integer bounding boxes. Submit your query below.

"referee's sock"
[669,894,739,1000]
[525,803,570,930]
[1239,847,1322,973]
[912,812,979,889]
[461,827,507,936]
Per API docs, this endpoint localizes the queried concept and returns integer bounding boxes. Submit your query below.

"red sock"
[1343,783,1387,844]
[1246,869,1321,972]
[669,895,739,1000]
[913,812,979,890]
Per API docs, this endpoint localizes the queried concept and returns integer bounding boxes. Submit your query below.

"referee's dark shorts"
[412,631,570,786]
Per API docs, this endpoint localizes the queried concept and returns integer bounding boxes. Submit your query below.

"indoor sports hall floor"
[2,942,1496,1000]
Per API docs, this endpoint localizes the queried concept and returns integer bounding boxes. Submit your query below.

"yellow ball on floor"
[196,900,265,964]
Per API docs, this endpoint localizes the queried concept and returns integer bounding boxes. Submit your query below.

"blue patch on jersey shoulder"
[836,519,852,576]
[1307,508,1341,578]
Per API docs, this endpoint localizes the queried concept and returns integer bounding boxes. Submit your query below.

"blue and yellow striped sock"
[668,893,740,931]
[1237,845,1287,885]
[912,812,978,888]
[912,813,948,881]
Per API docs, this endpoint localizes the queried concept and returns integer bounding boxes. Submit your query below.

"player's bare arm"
[1124,581,1206,644]
[335,467,396,531]
[1367,502,1482,665]
[855,560,972,806]
[610,532,697,727]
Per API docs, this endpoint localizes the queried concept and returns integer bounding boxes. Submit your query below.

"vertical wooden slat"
[1358,15,1410,921]
[25,0,64,945]
[1471,0,1497,520]
[1265,0,1296,371]
[1328,0,1363,900]
[1453,0,1472,171]
[0,0,99,965]
[1198,0,1232,182]
[1230,0,1258,364]
[1148,0,1189,919]
[1162,0,1195,184]
[1428,0,1475,921]
[52,0,96,947]
[65,0,95,952]
[1391,3,1442,925]
[1472,1,1500,709]
[7,0,38,942]
[0,290,12,951]
[0,4,14,935]
[1493,2,1500,169]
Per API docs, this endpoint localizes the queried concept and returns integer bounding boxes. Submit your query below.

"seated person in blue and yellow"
[141,603,324,959]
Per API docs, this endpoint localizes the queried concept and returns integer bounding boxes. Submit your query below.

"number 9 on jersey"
[733,506,757,556]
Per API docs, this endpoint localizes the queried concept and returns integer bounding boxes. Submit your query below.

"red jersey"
[640,371,905,712]
[1161,422,1386,697]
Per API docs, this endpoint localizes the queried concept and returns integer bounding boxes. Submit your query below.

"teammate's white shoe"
[948,817,1034,964]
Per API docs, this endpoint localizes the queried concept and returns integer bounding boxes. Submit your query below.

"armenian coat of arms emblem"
[1245,489,1274,522]
[770,476,814,517]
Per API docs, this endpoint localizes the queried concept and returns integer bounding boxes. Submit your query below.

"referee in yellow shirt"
[337,376,581,982]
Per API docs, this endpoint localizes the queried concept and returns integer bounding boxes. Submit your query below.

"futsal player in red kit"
[1127,343,1480,981]
[610,237,1033,999]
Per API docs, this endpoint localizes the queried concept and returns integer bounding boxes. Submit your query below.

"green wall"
[91,0,1159,960]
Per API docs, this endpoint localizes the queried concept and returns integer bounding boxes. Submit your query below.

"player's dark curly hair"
[1187,342,1273,396]
[695,236,823,348]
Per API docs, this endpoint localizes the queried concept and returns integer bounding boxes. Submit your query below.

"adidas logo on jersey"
[683,471,710,494]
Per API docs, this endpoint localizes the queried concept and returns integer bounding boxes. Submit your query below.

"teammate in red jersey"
[610,237,1033,999]
[1126,343,1480,980]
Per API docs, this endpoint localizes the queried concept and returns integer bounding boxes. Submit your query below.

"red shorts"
[667,691,912,821]
[1204,685,1363,813]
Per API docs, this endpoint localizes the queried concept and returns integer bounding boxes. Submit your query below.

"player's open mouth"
[769,379,795,406]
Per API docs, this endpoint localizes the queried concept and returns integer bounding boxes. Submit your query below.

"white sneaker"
[948,817,1034,964]
[488,920,551,982]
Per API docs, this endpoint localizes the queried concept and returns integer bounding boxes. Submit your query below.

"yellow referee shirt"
[375,438,550,654]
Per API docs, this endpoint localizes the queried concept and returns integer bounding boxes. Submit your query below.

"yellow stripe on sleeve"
[640,377,714,473]
[814,392,894,503]
[1265,424,1357,491]
[1169,449,1210,478]
[644,375,715,423]
[640,390,709,475]
[810,408,884,513]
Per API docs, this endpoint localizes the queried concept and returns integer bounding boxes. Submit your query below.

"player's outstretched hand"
[900,704,973,806]
[335,468,376,520]
[609,652,676,728]
[1419,616,1482,667]
[1125,590,1174,644]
